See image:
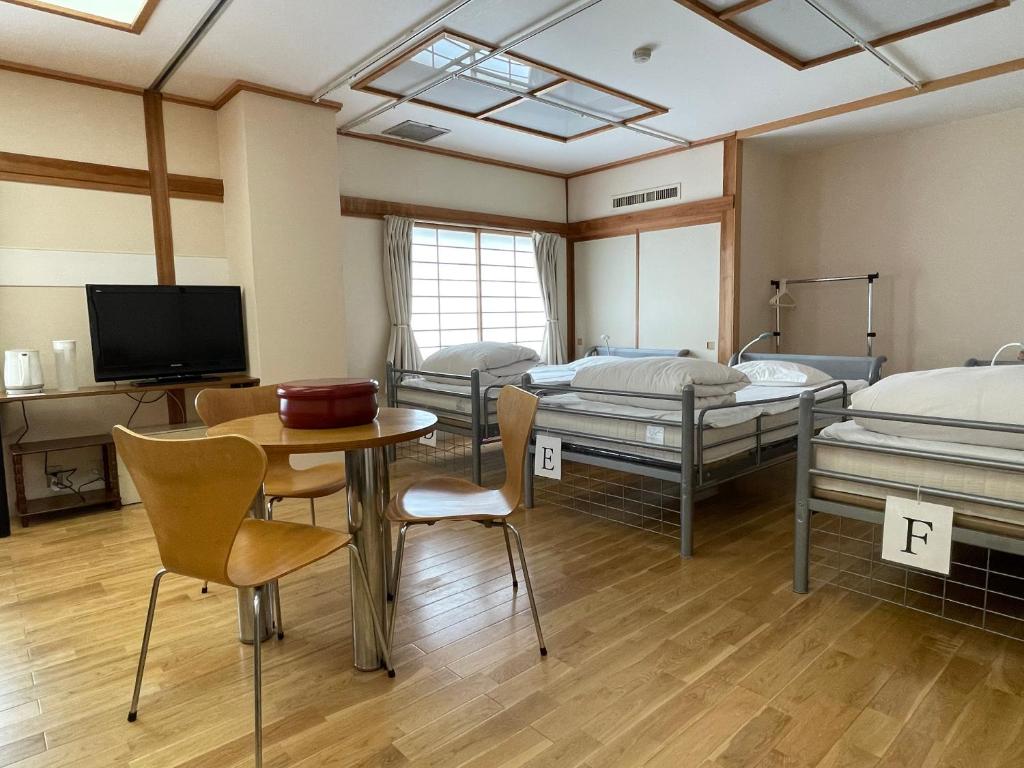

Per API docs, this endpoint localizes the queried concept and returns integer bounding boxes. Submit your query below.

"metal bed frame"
[385,346,687,484]
[523,353,886,558]
[793,392,1024,636]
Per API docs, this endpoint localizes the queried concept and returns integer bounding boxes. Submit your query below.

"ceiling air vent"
[382,120,450,143]
[612,183,681,209]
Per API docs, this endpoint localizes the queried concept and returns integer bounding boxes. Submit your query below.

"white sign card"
[881,496,954,575]
[645,425,666,445]
[419,431,437,447]
[534,435,562,480]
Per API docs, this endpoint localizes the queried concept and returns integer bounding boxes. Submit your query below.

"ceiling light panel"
[352,30,666,142]
[14,0,150,25]
[817,0,990,41]
[488,99,607,140]
[734,0,854,61]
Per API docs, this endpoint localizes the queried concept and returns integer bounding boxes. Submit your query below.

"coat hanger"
[769,279,797,308]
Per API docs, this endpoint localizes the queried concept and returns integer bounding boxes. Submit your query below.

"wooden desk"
[209,408,437,668]
[0,374,259,538]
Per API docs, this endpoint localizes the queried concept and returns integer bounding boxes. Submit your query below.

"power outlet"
[706,340,716,351]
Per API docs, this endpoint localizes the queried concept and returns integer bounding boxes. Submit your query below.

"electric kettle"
[3,349,44,393]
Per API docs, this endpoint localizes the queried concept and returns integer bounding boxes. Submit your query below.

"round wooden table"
[209,407,437,670]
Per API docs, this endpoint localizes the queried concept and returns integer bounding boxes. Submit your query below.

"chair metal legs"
[502,525,519,589]
[387,524,410,653]
[347,543,395,677]
[252,585,264,768]
[506,523,546,656]
[127,568,167,722]
[385,522,546,666]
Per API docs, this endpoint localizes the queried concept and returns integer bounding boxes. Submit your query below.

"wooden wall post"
[143,90,175,286]
[143,90,186,423]
[719,136,742,363]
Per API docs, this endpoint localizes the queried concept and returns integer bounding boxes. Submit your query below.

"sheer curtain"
[531,231,566,364]
[382,215,422,369]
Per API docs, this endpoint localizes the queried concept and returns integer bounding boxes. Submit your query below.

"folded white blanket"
[420,342,541,387]
[572,356,749,410]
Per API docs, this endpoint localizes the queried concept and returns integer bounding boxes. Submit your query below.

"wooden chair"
[195,384,347,527]
[114,426,391,768]
[385,386,546,659]
[196,385,347,632]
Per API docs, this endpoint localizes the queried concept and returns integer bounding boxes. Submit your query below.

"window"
[411,225,546,359]
[4,0,160,32]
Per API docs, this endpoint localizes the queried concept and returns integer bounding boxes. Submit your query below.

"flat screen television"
[86,284,247,384]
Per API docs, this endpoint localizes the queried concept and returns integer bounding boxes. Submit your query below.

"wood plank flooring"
[1,460,1024,767]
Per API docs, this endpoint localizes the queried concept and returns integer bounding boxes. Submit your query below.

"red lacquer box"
[276,378,379,429]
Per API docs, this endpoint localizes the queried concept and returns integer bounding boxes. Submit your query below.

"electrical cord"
[12,401,29,445]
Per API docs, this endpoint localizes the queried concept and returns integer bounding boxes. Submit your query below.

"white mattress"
[814,421,1024,527]
[534,381,866,464]
[394,377,500,422]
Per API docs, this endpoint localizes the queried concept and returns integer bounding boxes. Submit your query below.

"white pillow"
[733,360,833,387]
[573,357,749,409]
[421,342,539,375]
[851,366,1024,450]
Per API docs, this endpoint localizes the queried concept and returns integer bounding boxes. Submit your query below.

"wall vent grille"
[611,183,681,209]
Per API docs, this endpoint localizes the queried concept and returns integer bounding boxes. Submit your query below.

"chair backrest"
[195,384,279,427]
[113,425,267,585]
[497,386,539,508]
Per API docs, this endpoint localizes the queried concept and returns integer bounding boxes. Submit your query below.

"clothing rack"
[770,273,879,356]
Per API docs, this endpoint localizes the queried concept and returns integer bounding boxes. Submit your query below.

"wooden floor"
[2,461,1024,768]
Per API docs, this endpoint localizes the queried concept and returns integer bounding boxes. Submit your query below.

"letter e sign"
[419,431,437,447]
[534,435,562,480]
[881,496,954,575]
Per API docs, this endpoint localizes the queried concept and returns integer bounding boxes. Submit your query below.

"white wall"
[0,69,226,507]
[741,108,1024,372]
[639,224,721,359]
[574,235,636,354]
[567,142,724,222]
[338,135,568,382]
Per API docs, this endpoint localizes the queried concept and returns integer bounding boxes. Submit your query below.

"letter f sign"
[900,517,933,555]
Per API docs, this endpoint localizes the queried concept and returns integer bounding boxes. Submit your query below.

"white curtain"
[383,215,422,369]
[532,231,566,365]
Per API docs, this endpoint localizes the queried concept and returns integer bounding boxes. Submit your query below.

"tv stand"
[0,374,258,538]
[131,374,223,387]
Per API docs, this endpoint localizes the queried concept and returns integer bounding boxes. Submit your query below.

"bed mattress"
[814,421,1024,527]
[393,378,500,424]
[534,381,867,464]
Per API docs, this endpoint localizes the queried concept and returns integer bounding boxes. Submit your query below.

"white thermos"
[53,340,78,392]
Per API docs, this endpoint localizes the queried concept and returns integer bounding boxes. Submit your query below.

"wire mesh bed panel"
[524,354,887,558]
[793,393,1024,640]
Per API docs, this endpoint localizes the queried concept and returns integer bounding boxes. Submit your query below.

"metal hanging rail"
[801,0,922,91]
[771,273,880,355]
[461,76,690,146]
[313,0,480,102]
[339,0,618,133]
[150,0,235,92]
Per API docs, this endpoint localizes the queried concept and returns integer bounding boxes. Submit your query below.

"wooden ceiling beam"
[718,0,774,21]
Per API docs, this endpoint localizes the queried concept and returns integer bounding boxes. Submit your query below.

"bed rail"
[794,392,1024,595]
[585,346,690,358]
[728,352,887,384]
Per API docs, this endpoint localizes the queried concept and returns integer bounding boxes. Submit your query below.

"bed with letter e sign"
[534,434,561,480]
[881,496,954,575]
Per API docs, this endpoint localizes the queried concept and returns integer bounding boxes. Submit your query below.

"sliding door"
[638,223,720,360]
[573,235,635,356]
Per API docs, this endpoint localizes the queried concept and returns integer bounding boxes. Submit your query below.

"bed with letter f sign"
[881,496,954,575]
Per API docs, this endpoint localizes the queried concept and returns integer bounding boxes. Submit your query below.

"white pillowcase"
[573,357,749,410]
[733,360,833,386]
[851,366,1024,450]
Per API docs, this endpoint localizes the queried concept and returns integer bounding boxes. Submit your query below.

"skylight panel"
[5,0,156,31]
